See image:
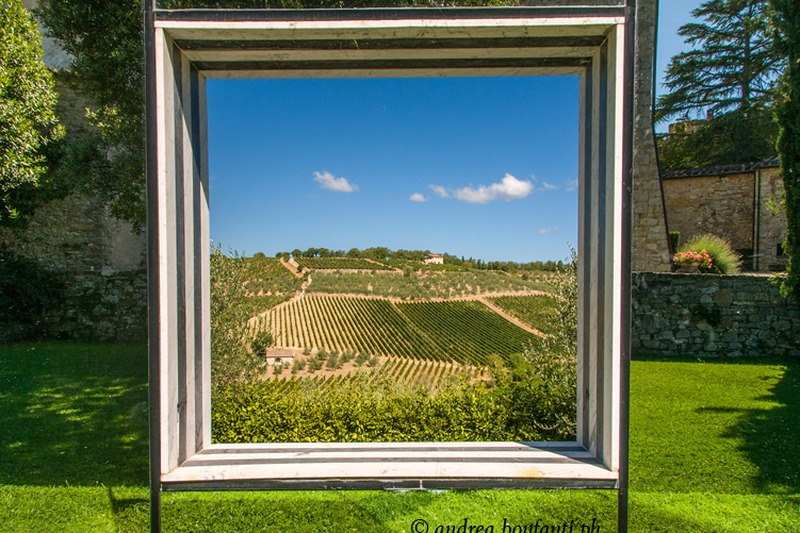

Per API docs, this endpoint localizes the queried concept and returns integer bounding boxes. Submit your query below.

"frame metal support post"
[618,0,637,531]
[145,0,162,531]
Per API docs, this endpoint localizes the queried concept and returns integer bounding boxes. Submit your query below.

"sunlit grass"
[1,342,798,532]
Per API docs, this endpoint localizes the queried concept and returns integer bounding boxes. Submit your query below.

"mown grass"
[1,342,798,532]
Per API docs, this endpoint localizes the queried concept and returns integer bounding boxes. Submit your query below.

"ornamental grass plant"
[678,234,742,274]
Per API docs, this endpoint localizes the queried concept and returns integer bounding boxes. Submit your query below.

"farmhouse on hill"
[265,348,295,366]
[424,253,444,265]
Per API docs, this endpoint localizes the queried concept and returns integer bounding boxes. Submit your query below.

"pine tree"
[656,0,783,167]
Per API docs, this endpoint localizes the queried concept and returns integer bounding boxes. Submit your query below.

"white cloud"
[450,173,534,204]
[538,227,561,236]
[409,192,427,202]
[313,171,358,193]
[565,179,579,192]
[541,181,559,191]
[429,184,450,198]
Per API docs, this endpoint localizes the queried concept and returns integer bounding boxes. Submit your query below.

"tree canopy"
[35,0,513,230]
[656,0,783,168]
[769,0,800,298]
[0,0,63,223]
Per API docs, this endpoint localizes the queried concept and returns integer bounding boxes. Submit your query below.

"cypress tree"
[770,0,800,298]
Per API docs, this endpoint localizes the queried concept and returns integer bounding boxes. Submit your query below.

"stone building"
[662,158,787,272]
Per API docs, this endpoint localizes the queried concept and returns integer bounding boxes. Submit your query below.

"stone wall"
[43,270,147,341]
[0,193,147,341]
[755,166,788,271]
[631,0,672,273]
[664,172,755,252]
[632,272,800,358]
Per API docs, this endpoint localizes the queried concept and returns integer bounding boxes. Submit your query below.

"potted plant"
[673,249,713,273]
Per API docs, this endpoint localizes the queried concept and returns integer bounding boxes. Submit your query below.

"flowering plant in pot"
[673,249,713,273]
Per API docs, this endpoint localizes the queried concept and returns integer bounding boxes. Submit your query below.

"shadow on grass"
[0,342,149,486]
[725,359,800,493]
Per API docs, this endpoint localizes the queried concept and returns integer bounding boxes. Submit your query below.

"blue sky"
[208,2,703,263]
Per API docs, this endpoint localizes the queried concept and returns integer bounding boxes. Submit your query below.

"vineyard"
[211,249,578,444]
[487,294,560,335]
[294,257,394,271]
[307,269,551,299]
[242,256,302,297]
[265,294,541,366]
[268,356,481,389]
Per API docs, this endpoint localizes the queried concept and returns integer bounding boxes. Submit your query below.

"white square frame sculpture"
[145,3,635,530]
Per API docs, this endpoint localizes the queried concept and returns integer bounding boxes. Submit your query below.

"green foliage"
[210,245,268,386]
[213,254,579,444]
[0,250,63,342]
[770,0,800,298]
[309,269,550,299]
[295,257,392,270]
[679,233,743,274]
[510,253,578,439]
[488,294,559,335]
[656,0,782,168]
[669,230,681,254]
[35,1,146,229]
[657,107,779,168]
[0,0,64,223]
[212,370,565,444]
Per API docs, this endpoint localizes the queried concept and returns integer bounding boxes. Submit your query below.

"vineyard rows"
[243,256,302,297]
[308,269,552,299]
[266,356,481,393]
[266,295,540,366]
[294,257,394,270]
[487,294,561,335]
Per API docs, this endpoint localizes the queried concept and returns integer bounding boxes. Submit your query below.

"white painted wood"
[155,28,181,475]
[587,42,604,461]
[198,72,212,451]
[181,46,599,63]
[576,65,591,450]
[180,48,197,464]
[607,23,626,472]
[161,442,617,487]
[204,66,585,79]
[156,18,625,41]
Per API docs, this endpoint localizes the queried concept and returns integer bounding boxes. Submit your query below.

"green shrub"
[669,230,681,253]
[679,234,742,274]
[211,369,571,444]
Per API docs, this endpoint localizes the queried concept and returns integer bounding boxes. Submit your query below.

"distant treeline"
[264,247,565,272]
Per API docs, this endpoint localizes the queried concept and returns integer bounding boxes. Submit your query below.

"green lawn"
[1,342,798,532]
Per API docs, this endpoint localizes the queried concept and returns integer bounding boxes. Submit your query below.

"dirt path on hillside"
[475,297,547,338]
[279,258,303,278]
